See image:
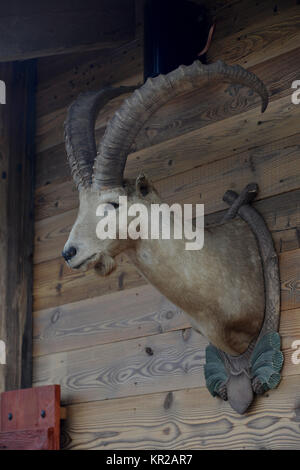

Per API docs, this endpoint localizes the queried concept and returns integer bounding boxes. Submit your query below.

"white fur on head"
[63,175,157,273]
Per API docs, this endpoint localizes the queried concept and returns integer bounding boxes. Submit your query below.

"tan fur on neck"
[64,176,264,356]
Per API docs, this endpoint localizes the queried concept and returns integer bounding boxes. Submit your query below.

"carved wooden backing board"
[0,385,61,450]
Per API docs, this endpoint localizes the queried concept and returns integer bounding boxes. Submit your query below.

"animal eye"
[102,202,119,216]
[105,202,119,210]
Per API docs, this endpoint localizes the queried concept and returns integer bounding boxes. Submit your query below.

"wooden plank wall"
[33,0,300,449]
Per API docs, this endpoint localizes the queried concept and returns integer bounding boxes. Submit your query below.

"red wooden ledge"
[0,428,54,450]
[0,385,61,450]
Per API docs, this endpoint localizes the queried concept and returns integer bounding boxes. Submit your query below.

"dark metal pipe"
[144,0,212,81]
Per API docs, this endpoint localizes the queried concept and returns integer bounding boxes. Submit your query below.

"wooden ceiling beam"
[0,0,135,62]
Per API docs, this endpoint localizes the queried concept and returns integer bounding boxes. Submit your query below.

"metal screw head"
[8,413,13,421]
[41,410,46,418]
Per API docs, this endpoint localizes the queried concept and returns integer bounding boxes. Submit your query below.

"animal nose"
[62,246,77,261]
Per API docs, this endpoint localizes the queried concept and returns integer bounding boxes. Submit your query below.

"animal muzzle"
[62,246,77,262]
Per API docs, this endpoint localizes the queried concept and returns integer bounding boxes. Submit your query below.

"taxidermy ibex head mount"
[63,60,283,414]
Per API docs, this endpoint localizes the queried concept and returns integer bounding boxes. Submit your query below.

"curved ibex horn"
[64,86,137,190]
[92,60,269,190]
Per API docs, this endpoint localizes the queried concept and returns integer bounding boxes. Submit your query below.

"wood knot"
[51,309,61,324]
[182,328,191,342]
[145,347,154,356]
[164,392,173,410]
[165,310,174,320]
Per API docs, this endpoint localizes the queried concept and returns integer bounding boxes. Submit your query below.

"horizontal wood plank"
[127,95,300,183]
[33,252,145,312]
[32,0,300,450]
[61,374,300,449]
[35,93,133,187]
[35,46,300,188]
[34,97,300,221]
[205,190,300,255]
[34,185,300,266]
[36,39,142,127]
[33,307,300,405]
[209,0,296,41]
[155,134,300,212]
[33,187,300,356]
[33,231,300,314]
[34,130,300,312]
[33,263,300,358]
[33,328,208,404]
[130,46,300,154]
[33,285,188,357]
[208,3,300,68]
[281,249,300,312]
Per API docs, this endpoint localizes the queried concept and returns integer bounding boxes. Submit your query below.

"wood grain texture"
[33,287,300,360]
[0,61,36,392]
[128,46,300,154]
[35,94,132,188]
[32,187,300,357]
[208,3,300,68]
[33,328,208,404]
[33,307,300,405]
[33,252,145,311]
[208,0,297,42]
[35,0,143,119]
[32,0,300,450]
[35,45,300,189]
[33,285,188,357]
[33,0,299,189]
[280,249,300,312]
[154,133,300,211]
[33,240,300,312]
[35,39,142,128]
[60,375,300,450]
[0,0,135,62]
[34,142,300,265]
[0,428,54,450]
[33,132,300,310]
[126,95,300,183]
[34,98,300,222]
[205,190,300,255]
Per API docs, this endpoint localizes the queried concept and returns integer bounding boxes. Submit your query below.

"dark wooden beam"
[0,0,135,62]
[0,60,36,392]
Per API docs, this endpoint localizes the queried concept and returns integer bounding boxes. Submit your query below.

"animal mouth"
[72,253,98,270]
[70,252,116,276]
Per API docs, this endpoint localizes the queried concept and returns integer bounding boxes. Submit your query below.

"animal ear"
[136,174,150,197]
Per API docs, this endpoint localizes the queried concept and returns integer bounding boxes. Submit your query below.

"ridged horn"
[92,60,269,190]
[64,86,137,190]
